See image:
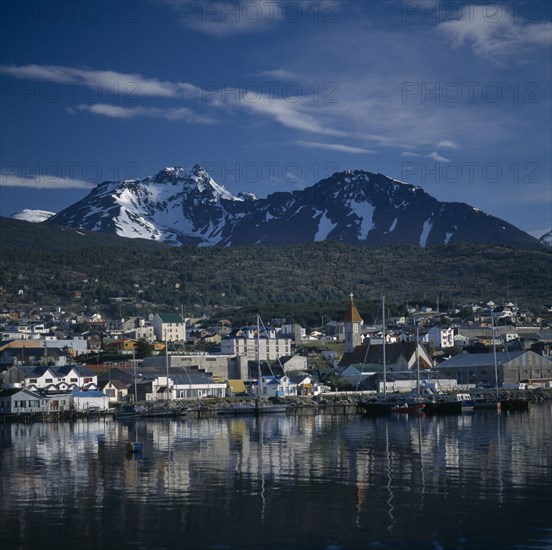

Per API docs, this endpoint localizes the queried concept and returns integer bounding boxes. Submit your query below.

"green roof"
[157,313,184,323]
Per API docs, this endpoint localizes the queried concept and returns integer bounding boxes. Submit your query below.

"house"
[170,372,227,400]
[3,364,97,392]
[104,339,136,354]
[99,379,130,403]
[151,313,186,342]
[257,375,297,398]
[0,387,49,415]
[288,374,327,396]
[71,389,109,411]
[434,350,552,387]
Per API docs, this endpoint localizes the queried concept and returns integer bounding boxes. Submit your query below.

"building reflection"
[1,405,551,549]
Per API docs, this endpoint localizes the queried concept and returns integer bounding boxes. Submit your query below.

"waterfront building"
[434,350,552,387]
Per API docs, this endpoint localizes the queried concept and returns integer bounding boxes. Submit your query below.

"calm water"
[1,404,552,550]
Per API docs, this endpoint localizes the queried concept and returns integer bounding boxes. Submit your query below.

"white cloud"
[75,104,217,124]
[256,69,298,80]
[0,174,94,190]
[437,6,552,65]
[297,140,375,154]
[0,64,202,99]
[239,95,344,137]
[437,140,459,150]
[427,151,451,163]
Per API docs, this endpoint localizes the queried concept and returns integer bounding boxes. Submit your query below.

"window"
[46,378,53,383]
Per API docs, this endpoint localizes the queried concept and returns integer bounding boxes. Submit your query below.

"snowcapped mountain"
[12,209,56,223]
[47,165,540,248]
[540,230,552,247]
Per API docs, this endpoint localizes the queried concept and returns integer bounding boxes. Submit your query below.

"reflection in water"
[1,405,552,549]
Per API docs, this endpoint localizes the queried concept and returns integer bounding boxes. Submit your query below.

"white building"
[221,327,291,361]
[151,313,186,342]
[427,327,455,349]
[71,390,109,411]
[0,387,49,415]
[257,375,297,398]
[147,372,226,401]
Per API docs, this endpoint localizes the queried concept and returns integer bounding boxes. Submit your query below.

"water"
[1,404,552,550]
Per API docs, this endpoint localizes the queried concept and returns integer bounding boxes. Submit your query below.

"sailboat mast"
[415,317,420,397]
[133,349,138,403]
[165,339,170,402]
[257,314,262,399]
[492,317,499,400]
[382,293,386,398]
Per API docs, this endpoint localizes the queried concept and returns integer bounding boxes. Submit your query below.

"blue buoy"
[126,441,143,453]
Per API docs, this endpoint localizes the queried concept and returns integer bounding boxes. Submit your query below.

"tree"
[135,338,153,359]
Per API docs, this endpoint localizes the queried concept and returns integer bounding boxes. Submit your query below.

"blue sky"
[1,0,551,237]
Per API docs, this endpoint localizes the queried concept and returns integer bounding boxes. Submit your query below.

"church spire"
[343,293,363,352]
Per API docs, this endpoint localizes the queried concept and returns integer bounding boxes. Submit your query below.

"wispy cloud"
[256,69,298,80]
[0,64,202,99]
[427,151,451,163]
[156,0,284,37]
[400,150,452,162]
[239,95,344,137]
[1,174,94,190]
[75,104,217,124]
[437,6,552,65]
[297,140,375,154]
[437,140,459,150]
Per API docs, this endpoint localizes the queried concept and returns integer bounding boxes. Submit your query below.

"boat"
[358,399,395,415]
[424,392,475,415]
[113,404,187,420]
[390,402,426,414]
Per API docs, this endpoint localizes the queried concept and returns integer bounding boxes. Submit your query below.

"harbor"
[2,401,552,550]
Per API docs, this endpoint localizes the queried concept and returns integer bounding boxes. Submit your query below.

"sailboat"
[218,314,288,416]
[359,295,425,415]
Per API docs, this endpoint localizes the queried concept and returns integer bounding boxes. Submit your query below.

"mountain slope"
[47,166,540,248]
[2,217,551,312]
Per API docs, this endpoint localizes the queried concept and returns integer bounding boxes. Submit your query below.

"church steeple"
[343,293,363,353]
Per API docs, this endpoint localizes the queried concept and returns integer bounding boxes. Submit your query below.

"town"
[1,296,551,418]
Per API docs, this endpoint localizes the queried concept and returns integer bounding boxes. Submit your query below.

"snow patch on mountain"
[539,230,552,247]
[315,211,337,241]
[419,220,432,247]
[12,209,55,223]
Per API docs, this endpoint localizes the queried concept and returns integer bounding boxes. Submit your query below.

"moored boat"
[114,404,187,420]
[390,402,426,414]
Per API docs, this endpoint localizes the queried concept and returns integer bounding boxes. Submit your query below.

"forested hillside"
[1,217,550,319]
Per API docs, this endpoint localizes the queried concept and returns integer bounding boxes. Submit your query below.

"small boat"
[390,402,425,414]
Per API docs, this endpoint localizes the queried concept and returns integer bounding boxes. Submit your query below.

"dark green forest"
[1,217,550,322]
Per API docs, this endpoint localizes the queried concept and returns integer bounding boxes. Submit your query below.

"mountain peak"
[46,164,540,248]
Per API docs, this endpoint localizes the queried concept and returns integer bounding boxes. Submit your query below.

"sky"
[0,0,551,238]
